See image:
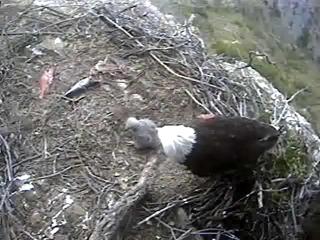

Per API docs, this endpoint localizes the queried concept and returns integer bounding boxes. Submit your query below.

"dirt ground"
[0,2,210,239]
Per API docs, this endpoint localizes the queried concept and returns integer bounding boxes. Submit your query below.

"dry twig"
[89,154,162,240]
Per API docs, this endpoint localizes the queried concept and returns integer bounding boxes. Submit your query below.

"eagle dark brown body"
[184,116,280,177]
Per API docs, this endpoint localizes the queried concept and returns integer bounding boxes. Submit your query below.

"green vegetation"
[213,40,252,58]
[267,136,310,203]
[188,4,320,131]
[272,138,309,180]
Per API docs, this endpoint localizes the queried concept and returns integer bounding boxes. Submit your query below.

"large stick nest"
[0,1,319,240]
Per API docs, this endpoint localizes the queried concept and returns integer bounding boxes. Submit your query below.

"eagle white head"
[125,117,196,163]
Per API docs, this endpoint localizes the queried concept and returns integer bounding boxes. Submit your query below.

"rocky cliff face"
[256,0,320,62]
[153,0,320,61]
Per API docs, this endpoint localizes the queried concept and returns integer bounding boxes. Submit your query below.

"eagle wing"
[195,116,279,144]
[188,116,280,174]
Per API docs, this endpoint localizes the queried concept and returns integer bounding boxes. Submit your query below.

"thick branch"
[89,154,162,240]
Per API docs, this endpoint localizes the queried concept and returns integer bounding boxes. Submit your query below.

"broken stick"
[89,154,162,240]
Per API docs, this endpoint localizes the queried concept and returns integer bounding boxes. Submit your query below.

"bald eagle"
[125,114,280,178]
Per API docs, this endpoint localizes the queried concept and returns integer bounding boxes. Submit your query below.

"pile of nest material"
[0,0,320,239]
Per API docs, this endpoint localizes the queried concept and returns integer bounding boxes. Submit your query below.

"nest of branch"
[0,1,318,240]
[161,169,303,240]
